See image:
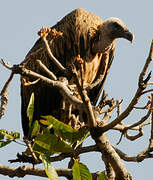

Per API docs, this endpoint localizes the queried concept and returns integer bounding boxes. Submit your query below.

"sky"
[0,0,153,180]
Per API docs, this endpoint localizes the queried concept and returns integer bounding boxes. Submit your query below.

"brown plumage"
[21,8,133,136]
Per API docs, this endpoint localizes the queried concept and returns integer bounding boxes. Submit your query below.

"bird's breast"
[81,53,102,85]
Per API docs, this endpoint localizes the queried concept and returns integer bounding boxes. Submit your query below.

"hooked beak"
[123,30,134,43]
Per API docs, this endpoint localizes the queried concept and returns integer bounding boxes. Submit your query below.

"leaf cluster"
[0,129,20,148]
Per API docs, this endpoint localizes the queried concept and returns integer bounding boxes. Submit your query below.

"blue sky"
[0,0,153,179]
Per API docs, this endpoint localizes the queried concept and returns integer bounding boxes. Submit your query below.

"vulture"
[21,8,133,137]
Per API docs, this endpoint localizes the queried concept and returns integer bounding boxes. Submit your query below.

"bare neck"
[92,25,114,54]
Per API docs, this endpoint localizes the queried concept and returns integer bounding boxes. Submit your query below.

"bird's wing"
[88,41,116,105]
[20,8,103,136]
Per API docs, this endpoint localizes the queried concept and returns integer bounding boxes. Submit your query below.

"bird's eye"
[113,22,121,29]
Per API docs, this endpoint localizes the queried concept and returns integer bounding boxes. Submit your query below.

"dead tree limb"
[101,40,153,132]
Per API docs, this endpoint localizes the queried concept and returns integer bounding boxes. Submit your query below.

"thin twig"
[0,59,12,70]
[114,146,153,162]
[124,109,151,131]
[23,138,40,164]
[22,78,40,86]
[117,100,122,117]
[116,133,124,145]
[141,89,153,95]
[101,40,153,132]
[149,94,153,149]
[0,71,14,95]
[37,27,66,73]
[71,66,97,127]
[147,81,153,85]
[36,60,57,80]
[10,64,83,108]
[42,37,66,72]
[100,100,123,114]
[13,140,26,147]
[9,145,99,164]
[49,145,98,162]
[112,120,151,131]
[125,128,144,141]
[134,106,147,109]
[139,40,153,85]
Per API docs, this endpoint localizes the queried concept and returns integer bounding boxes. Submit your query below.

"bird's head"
[103,17,134,42]
[92,17,134,53]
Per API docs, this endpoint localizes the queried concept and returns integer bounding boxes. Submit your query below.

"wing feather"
[88,41,116,105]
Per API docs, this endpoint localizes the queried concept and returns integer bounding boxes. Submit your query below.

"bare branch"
[134,106,147,109]
[38,27,66,72]
[0,72,14,119]
[0,93,8,119]
[91,132,132,179]
[124,109,151,131]
[36,60,57,80]
[42,37,66,72]
[125,128,144,141]
[141,89,153,95]
[0,59,12,70]
[114,145,153,162]
[100,100,123,114]
[113,120,151,131]
[71,66,97,127]
[101,41,153,132]
[0,163,102,180]
[0,164,72,179]
[49,145,98,162]
[147,81,153,85]
[0,71,14,96]
[102,88,147,132]
[9,64,83,109]
[117,100,122,117]
[23,138,40,164]
[149,94,153,149]
[22,77,40,86]
[139,40,153,85]
[9,145,99,164]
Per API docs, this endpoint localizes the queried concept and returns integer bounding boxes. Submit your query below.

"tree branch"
[0,71,14,119]
[36,60,57,80]
[149,94,153,149]
[6,64,84,109]
[71,66,97,127]
[139,40,153,85]
[91,132,132,180]
[101,40,153,132]
[0,164,72,179]
[38,27,66,73]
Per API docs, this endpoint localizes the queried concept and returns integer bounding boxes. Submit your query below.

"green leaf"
[40,116,74,141]
[0,129,20,140]
[0,140,11,148]
[72,129,90,148]
[40,154,59,180]
[97,171,108,180]
[41,116,89,145]
[6,131,20,140]
[0,129,20,148]
[27,92,34,127]
[72,161,92,180]
[33,129,74,155]
[28,120,40,138]
[0,129,8,140]
[0,133,4,140]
